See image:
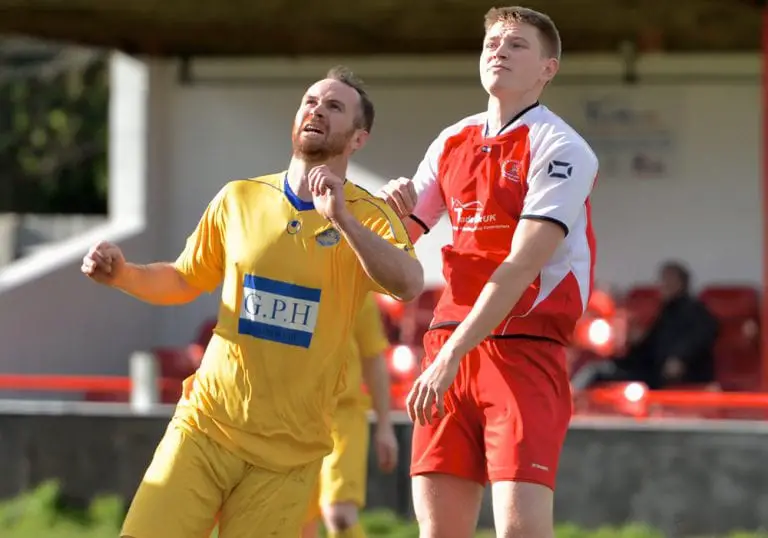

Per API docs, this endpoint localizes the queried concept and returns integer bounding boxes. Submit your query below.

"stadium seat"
[399,286,443,347]
[381,344,421,410]
[714,319,761,391]
[195,318,217,347]
[623,285,662,329]
[698,285,759,322]
[373,293,405,343]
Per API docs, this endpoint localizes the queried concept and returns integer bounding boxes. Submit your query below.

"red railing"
[3,375,768,419]
[587,385,768,409]
[0,374,180,393]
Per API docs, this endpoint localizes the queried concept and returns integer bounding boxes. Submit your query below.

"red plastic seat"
[152,346,202,403]
[623,286,661,329]
[195,318,217,347]
[400,287,443,347]
[714,319,761,391]
[699,285,759,321]
[381,344,420,410]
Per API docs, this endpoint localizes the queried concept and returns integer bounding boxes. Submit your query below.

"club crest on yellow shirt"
[286,220,301,234]
[316,228,341,247]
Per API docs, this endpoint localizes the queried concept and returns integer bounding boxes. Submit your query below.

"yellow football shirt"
[171,172,414,472]
[337,292,391,409]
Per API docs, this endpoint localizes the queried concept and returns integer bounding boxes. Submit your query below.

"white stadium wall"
[0,53,762,379]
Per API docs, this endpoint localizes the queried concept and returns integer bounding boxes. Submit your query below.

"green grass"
[1,481,767,538]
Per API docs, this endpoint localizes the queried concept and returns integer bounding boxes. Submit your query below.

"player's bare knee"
[413,474,482,538]
[322,502,359,532]
[491,481,554,538]
[496,521,554,538]
[494,503,553,538]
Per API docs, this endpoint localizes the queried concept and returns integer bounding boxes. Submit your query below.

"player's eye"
[330,103,342,111]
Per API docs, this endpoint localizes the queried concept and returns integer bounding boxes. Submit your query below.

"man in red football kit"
[378,6,598,538]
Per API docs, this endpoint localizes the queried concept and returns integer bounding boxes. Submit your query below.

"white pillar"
[130,351,159,413]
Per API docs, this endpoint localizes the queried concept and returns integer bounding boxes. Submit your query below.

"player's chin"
[296,139,328,155]
[482,74,513,96]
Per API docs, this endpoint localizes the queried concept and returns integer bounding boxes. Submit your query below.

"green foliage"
[2,481,768,538]
[0,481,123,538]
[0,48,109,214]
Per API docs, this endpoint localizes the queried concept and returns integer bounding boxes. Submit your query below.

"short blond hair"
[484,6,561,59]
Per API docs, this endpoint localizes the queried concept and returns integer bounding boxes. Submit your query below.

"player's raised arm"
[310,166,424,302]
[335,210,423,302]
[81,186,227,305]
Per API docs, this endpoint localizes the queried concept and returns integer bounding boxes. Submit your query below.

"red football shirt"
[410,103,598,345]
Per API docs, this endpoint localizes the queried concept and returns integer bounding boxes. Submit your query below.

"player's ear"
[350,129,369,153]
[542,57,559,83]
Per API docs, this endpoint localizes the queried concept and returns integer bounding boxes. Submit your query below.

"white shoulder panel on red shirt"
[410,113,485,231]
[521,106,599,235]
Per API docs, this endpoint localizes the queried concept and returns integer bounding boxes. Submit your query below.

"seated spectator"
[573,261,718,390]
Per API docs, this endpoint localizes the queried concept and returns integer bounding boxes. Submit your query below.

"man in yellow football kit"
[80,66,423,538]
[302,293,398,538]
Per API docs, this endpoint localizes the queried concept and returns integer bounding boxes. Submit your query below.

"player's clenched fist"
[309,165,347,221]
[376,177,417,219]
[81,241,126,285]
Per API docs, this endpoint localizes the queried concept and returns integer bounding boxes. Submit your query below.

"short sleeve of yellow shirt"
[173,186,228,293]
[354,293,390,360]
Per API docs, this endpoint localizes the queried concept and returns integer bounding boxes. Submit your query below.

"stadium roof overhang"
[0,0,761,56]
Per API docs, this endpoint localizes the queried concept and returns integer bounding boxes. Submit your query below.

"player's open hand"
[376,177,417,219]
[81,241,126,285]
[309,165,347,222]
[374,422,399,473]
[406,349,460,426]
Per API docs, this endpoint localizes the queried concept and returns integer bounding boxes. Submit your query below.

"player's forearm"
[332,214,424,302]
[445,220,567,360]
[114,263,202,305]
[362,355,393,426]
[443,260,540,360]
[404,217,426,244]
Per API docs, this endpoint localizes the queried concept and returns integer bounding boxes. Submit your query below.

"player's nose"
[309,106,327,120]
[493,49,509,61]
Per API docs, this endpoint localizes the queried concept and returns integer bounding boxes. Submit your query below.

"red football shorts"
[410,328,573,490]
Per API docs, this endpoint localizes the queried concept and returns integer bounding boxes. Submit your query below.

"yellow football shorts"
[121,420,321,538]
[305,404,370,522]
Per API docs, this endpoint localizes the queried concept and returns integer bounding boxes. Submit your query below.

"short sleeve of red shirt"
[521,139,598,236]
[410,133,448,233]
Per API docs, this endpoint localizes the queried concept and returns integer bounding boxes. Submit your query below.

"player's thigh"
[219,458,323,538]
[491,481,554,538]
[320,405,370,508]
[412,473,484,538]
[482,340,571,537]
[411,329,486,484]
[411,350,486,537]
[482,339,572,488]
[121,422,239,538]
